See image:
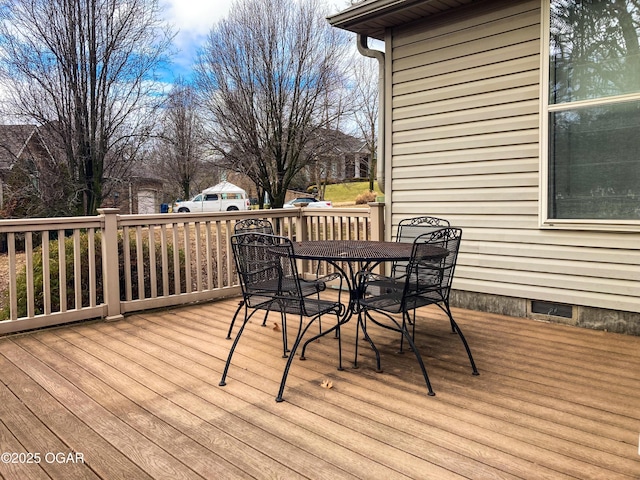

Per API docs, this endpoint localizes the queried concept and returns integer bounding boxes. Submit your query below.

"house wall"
[388,0,640,333]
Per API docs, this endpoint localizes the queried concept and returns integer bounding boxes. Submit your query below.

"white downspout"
[356,34,385,192]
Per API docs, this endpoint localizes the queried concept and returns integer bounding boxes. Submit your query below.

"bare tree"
[154,80,208,201]
[351,56,379,192]
[0,0,173,215]
[195,0,350,208]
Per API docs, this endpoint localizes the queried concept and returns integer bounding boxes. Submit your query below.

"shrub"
[355,191,378,204]
[0,231,186,320]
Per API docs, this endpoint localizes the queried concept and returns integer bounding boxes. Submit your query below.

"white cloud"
[161,0,233,81]
[161,0,349,81]
[163,0,232,36]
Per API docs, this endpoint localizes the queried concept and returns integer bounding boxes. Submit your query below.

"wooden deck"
[0,295,639,480]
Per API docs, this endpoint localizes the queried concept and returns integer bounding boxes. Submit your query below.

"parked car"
[283,197,332,208]
[173,181,250,213]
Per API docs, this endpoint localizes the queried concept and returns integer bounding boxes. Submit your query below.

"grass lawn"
[322,181,383,203]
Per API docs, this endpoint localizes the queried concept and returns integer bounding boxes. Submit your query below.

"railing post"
[295,208,311,275]
[98,208,123,321]
[368,201,386,274]
[368,201,385,241]
[295,208,308,242]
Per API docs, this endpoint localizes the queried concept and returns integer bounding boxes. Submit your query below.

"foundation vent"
[531,300,573,319]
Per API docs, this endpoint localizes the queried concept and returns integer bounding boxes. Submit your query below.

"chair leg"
[261,309,270,326]
[353,312,361,368]
[226,300,245,339]
[398,310,410,353]
[398,307,418,353]
[365,308,434,396]
[220,309,257,386]
[300,324,344,370]
[443,302,479,376]
[276,315,316,402]
[399,318,435,396]
[353,310,382,372]
[280,309,288,358]
[299,310,343,361]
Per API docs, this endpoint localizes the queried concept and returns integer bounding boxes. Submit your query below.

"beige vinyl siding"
[389,0,640,313]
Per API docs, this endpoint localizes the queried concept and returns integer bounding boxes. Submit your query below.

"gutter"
[356,34,385,192]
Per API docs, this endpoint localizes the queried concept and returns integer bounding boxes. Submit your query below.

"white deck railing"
[0,204,384,334]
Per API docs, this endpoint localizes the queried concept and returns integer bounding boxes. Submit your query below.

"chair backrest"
[234,218,274,235]
[395,216,450,243]
[392,216,450,277]
[230,232,303,305]
[403,227,462,306]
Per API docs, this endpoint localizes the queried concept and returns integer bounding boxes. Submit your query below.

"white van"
[173,181,250,213]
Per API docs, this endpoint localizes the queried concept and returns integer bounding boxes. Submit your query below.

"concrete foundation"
[450,290,640,336]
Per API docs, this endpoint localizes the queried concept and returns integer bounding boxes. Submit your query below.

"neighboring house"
[0,123,167,215]
[222,130,372,201]
[329,0,640,334]
[106,175,165,215]
[310,129,372,182]
[0,123,65,215]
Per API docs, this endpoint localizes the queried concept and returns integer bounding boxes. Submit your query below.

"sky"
[161,0,349,82]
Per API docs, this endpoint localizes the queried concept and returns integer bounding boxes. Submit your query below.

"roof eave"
[327,0,424,40]
[328,0,478,40]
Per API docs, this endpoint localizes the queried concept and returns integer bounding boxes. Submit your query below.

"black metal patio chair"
[226,220,336,340]
[234,217,275,235]
[366,216,452,349]
[220,232,344,402]
[391,216,450,278]
[356,227,478,396]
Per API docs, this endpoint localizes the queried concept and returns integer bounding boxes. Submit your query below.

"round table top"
[292,240,446,262]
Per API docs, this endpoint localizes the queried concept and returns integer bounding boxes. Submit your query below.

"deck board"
[0,296,639,480]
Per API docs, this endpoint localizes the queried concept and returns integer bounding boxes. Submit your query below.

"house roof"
[0,124,38,170]
[0,122,65,173]
[327,0,476,40]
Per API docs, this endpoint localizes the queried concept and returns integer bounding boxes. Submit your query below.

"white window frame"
[540,0,640,232]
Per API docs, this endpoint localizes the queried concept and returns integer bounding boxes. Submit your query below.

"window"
[546,1,640,224]
[222,193,242,200]
[205,194,219,201]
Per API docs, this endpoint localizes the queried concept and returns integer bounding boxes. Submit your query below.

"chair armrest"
[300,272,342,293]
[315,272,342,283]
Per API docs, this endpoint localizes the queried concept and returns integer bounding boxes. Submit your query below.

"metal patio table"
[291,240,448,369]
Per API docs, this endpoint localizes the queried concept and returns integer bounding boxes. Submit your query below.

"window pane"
[550,1,640,104]
[549,101,640,220]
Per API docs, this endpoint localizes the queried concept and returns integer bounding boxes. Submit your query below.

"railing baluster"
[194,221,202,292]
[123,226,132,301]
[149,225,157,298]
[25,232,34,318]
[205,221,213,290]
[215,221,223,288]
[160,224,169,296]
[73,230,82,309]
[42,231,51,315]
[58,229,67,313]
[225,220,233,287]
[172,222,180,294]
[8,232,17,320]
[183,222,192,293]
[88,228,96,308]
[135,226,145,299]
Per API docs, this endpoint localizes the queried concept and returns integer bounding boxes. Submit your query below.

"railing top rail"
[117,206,371,227]
[0,216,102,233]
[300,207,371,218]
[117,209,296,227]
[0,206,373,233]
